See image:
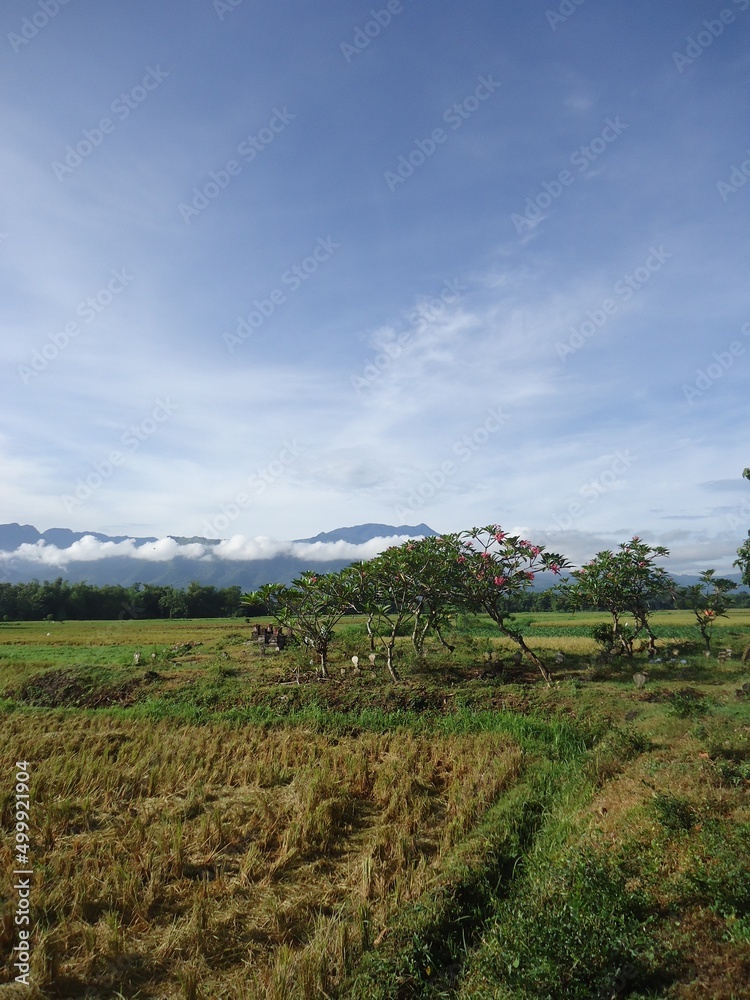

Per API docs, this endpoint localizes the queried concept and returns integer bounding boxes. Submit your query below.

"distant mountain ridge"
[295,523,439,545]
[0,522,437,588]
[0,523,162,550]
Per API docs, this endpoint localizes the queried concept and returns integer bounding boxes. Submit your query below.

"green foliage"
[736,532,750,588]
[590,622,616,652]
[563,537,672,655]
[468,849,648,999]
[734,468,750,585]
[340,537,465,678]
[242,571,357,675]
[668,687,709,718]
[679,569,738,651]
[684,822,750,913]
[652,792,695,831]
[0,578,243,621]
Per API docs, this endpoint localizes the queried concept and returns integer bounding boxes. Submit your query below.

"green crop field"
[1,613,749,998]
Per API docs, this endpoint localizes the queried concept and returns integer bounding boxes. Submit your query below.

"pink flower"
[550,563,561,575]
[526,571,535,580]
[530,546,541,557]
[457,555,466,563]
[494,576,506,586]
[494,531,507,543]
[481,551,492,560]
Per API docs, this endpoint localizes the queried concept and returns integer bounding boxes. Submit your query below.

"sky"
[1,0,749,576]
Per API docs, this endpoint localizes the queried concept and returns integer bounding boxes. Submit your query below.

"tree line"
[0,579,244,622]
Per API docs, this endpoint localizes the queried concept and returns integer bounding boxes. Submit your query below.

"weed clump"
[652,792,695,832]
[668,687,709,718]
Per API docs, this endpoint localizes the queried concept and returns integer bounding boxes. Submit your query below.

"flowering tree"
[681,569,737,652]
[563,537,672,655]
[450,525,569,683]
[241,571,355,677]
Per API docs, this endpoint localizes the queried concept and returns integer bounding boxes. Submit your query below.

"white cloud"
[0,533,420,567]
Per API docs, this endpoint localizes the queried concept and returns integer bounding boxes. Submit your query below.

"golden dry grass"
[0,712,522,998]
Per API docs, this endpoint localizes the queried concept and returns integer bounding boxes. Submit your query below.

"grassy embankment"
[0,611,749,998]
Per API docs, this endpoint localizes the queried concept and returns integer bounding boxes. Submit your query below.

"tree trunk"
[411,614,429,660]
[513,633,551,684]
[385,642,400,682]
[366,613,376,651]
[317,641,329,678]
[434,621,455,653]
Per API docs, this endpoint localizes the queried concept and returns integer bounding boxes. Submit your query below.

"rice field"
[1,613,749,998]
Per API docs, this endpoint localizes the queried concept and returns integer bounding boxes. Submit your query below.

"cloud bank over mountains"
[0,532,421,570]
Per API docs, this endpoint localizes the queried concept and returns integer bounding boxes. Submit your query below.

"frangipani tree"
[341,551,423,682]
[682,569,737,652]
[734,468,750,586]
[450,525,569,683]
[392,535,464,659]
[563,537,672,655]
[241,571,356,677]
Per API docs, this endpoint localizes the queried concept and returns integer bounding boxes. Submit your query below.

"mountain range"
[0,522,438,588]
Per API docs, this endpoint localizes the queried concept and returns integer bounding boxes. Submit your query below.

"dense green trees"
[0,579,243,621]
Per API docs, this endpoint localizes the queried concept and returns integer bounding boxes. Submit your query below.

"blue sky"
[1,0,749,574]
